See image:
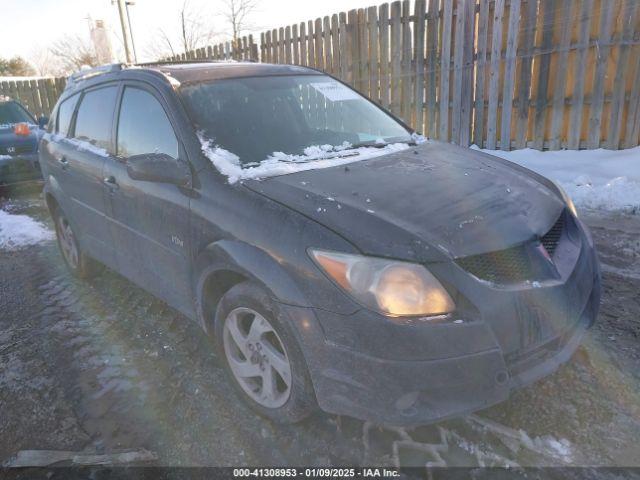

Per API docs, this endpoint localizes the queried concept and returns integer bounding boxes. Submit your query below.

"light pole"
[125,1,138,63]
[114,0,135,63]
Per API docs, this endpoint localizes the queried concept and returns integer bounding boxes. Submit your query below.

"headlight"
[553,181,578,217]
[310,249,455,317]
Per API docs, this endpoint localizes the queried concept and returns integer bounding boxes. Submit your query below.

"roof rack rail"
[66,64,125,88]
[135,58,256,67]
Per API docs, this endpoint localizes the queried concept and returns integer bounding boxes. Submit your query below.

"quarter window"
[117,87,178,159]
[74,86,118,151]
[56,94,79,137]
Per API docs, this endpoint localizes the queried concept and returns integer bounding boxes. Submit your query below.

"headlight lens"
[553,181,578,217]
[310,250,455,317]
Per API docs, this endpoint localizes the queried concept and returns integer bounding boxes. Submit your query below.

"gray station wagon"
[40,62,600,426]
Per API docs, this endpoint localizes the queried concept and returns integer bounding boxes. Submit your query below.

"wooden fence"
[0,77,66,120]
[257,0,640,150]
[162,35,259,62]
[2,0,639,150]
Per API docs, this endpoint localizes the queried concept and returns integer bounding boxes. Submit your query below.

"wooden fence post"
[500,0,521,151]
[587,0,616,148]
[486,0,505,150]
[568,0,594,149]
[439,0,454,141]
[549,0,573,150]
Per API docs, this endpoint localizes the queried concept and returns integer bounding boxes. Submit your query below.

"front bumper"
[310,290,594,426]
[282,221,601,426]
[0,153,42,187]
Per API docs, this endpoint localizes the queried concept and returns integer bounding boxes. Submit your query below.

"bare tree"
[145,0,219,60]
[29,49,65,77]
[219,0,259,41]
[49,35,99,74]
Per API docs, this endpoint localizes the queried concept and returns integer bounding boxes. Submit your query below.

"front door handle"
[103,176,119,190]
[58,156,68,170]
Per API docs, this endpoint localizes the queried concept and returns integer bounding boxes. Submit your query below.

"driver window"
[117,87,178,159]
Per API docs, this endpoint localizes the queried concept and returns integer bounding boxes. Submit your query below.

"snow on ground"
[198,132,423,184]
[0,209,54,251]
[474,146,640,213]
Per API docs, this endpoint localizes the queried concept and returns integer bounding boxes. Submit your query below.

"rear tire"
[214,281,316,423]
[53,207,102,279]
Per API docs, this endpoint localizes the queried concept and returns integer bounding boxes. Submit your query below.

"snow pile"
[473,146,640,213]
[198,132,414,184]
[0,210,54,250]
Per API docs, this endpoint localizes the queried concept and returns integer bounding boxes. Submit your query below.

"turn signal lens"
[552,181,578,217]
[310,249,455,317]
[14,123,30,136]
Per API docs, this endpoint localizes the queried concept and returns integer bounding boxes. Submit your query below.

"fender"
[43,175,67,214]
[193,239,312,331]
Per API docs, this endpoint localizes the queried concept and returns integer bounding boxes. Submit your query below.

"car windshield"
[0,101,34,126]
[179,74,412,165]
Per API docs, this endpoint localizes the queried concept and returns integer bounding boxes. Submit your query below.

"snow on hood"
[473,145,640,213]
[198,131,426,184]
[0,210,54,250]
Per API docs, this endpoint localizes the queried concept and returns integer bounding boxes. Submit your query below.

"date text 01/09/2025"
[232,468,401,478]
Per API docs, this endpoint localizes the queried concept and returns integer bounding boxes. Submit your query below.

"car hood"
[244,141,565,262]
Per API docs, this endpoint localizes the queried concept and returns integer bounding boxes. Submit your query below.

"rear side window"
[56,94,79,137]
[117,87,178,159]
[74,86,118,151]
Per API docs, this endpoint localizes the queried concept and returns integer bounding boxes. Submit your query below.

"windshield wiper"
[342,138,415,150]
[302,150,361,162]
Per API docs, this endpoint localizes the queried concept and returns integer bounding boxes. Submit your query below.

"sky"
[1,0,378,65]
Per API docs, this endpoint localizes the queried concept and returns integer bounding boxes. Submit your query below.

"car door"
[45,86,119,268]
[103,83,193,315]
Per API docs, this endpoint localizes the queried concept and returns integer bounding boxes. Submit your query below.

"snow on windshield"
[198,132,426,184]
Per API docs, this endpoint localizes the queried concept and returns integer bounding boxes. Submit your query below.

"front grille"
[456,212,565,284]
[457,244,532,283]
[541,214,565,256]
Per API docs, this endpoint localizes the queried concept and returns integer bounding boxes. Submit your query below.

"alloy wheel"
[223,307,292,408]
[56,215,79,270]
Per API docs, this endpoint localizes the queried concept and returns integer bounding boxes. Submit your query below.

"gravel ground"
[0,193,639,470]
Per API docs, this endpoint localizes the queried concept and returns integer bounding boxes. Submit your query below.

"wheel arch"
[194,239,311,334]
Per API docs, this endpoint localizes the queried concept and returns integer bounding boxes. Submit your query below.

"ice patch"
[198,132,413,184]
[0,210,54,250]
[472,145,640,213]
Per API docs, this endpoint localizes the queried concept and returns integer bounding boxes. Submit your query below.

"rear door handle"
[58,156,68,170]
[103,176,119,190]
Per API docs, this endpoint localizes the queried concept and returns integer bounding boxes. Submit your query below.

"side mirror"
[38,116,49,129]
[126,153,191,186]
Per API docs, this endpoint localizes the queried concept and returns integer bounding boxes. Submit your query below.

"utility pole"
[115,0,134,63]
[125,1,138,63]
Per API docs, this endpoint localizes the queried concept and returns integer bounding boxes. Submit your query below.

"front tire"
[53,207,102,279]
[214,281,316,423]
